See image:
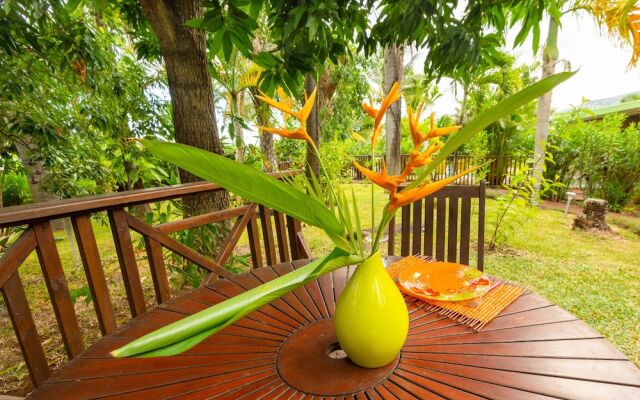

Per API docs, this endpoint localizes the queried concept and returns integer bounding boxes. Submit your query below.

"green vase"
[334,250,409,368]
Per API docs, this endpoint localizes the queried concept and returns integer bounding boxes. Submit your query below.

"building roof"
[577,92,640,121]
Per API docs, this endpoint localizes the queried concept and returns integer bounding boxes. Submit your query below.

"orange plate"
[398,261,491,302]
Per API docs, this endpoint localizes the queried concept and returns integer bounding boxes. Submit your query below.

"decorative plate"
[398,261,492,302]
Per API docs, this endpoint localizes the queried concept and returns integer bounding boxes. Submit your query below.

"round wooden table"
[28,260,640,399]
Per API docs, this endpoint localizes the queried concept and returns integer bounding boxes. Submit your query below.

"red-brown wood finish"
[395,182,486,271]
[27,260,640,400]
[0,172,312,389]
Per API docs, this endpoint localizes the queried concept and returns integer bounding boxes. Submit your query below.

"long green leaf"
[371,71,575,251]
[141,140,344,238]
[411,71,576,187]
[111,248,362,358]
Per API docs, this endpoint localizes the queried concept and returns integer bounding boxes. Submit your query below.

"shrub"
[546,112,640,211]
[2,173,31,207]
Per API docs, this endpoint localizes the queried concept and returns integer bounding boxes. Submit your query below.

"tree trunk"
[317,68,337,137]
[15,137,65,232]
[232,92,245,163]
[384,46,403,175]
[250,89,277,172]
[457,82,469,125]
[140,0,228,217]
[533,17,559,204]
[251,36,276,172]
[15,137,59,204]
[305,73,320,179]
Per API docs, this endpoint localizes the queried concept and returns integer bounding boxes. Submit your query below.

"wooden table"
[28,260,640,399]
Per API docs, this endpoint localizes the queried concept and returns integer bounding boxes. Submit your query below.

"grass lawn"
[1,183,639,395]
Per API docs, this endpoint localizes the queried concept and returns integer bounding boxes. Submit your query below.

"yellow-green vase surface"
[334,250,408,368]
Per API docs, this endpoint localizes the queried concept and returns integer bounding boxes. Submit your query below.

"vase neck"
[358,250,384,271]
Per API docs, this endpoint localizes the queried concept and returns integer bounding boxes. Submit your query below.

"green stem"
[370,149,375,256]
[310,142,359,255]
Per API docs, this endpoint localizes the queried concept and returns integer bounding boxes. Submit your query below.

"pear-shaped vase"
[334,250,409,368]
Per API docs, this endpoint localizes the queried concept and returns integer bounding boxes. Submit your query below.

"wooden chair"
[387,180,486,271]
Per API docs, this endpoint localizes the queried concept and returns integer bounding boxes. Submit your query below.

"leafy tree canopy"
[184,0,556,93]
[0,0,172,197]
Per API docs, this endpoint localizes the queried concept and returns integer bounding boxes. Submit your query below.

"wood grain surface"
[27,260,640,400]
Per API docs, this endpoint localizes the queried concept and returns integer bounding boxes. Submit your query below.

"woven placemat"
[388,256,528,331]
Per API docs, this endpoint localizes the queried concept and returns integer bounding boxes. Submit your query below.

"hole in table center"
[326,342,348,359]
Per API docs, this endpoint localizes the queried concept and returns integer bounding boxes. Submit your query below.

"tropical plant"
[211,50,262,163]
[110,72,573,358]
[488,155,563,250]
[545,112,640,210]
[0,1,172,201]
[1,173,31,207]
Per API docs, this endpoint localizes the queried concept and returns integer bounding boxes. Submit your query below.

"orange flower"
[362,103,377,119]
[401,142,442,178]
[256,88,317,144]
[362,82,401,149]
[259,127,313,142]
[389,166,481,211]
[407,102,427,149]
[353,159,404,197]
[275,87,296,120]
[427,112,461,139]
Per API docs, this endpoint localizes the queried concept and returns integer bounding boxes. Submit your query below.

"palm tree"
[384,46,404,175]
[210,51,261,163]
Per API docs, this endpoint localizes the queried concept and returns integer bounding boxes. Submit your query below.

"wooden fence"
[350,154,529,186]
[0,171,310,388]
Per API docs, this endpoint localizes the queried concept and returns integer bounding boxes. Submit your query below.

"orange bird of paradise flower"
[358,93,477,211]
[362,82,401,149]
[255,88,317,144]
[354,159,404,198]
[427,112,461,139]
[388,166,482,211]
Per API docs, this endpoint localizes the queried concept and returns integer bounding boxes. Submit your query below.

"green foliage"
[488,166,538,250]
[275,137,306,165]
[0,1,172,198]
[2,173,31,207]
[546,112,640,210]
[402,71,441,110]
[141,140,346,243]
[319,51,378,142]
[186,1,555,94]
[319,140,360,182]
[69,285,93,305]
[488,151,564,249]
[142,202,229,290]
[461,53,537,157]
[372,1,554,79]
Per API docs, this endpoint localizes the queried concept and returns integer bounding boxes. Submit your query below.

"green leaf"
[184,18,204,29]
[65,0,84,13]
[111,248,361,357]
[253,51,281,69]
[140,140,344,238]
[249,0,263,18]
[412,71,575,186]
[222,30,232,61]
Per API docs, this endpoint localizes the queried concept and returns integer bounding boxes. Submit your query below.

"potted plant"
[111,72,572,368]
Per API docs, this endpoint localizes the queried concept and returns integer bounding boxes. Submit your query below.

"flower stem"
[310,142,360,255]
[370,148,375,256]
